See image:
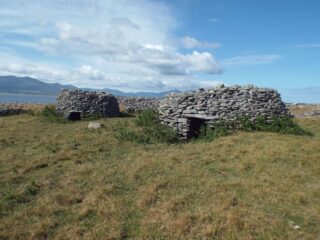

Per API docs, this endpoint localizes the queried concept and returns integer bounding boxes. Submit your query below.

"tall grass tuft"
[239,116,313,136]
[197,123,230,142]
[39,105,67,123]
[113,109,179,144]
[198,115,313,142]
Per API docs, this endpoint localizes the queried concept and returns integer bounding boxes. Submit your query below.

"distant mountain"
[0,75,180,97]
[101,88,180,98]
[0,76,76,95]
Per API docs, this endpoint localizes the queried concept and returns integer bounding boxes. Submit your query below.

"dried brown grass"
[0,114,319,239]
[288,104,320,116]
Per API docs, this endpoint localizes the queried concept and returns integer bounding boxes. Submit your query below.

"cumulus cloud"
[0,0,224,91]
[76,65,103,80]
[0,52,223,91]
[185,51,222,74]
[182,36,221,49]
[0,54,69,83]
[134,48,223,75]
[222,54,282,66]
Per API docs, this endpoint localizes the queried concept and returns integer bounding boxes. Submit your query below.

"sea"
[0,93,57,104]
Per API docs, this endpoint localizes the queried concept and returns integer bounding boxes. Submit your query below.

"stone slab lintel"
[182,114,219,120]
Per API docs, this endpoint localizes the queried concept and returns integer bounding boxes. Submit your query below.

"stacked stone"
[56,89,120,118]
[117,96,159,112]
[299,109,320,118]
[158,85,289,139]
[0,105,26,116]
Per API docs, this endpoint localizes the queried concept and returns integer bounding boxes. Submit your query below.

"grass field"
[0,113,319,239]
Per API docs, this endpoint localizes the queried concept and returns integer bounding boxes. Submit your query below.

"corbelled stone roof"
[158,85,289,139]
[56,90,120,118]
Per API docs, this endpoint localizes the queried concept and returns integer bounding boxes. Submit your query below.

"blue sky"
[0,0,319,102]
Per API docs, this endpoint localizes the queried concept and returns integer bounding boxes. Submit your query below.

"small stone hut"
[158,85,289,139]
[56,89,120,118]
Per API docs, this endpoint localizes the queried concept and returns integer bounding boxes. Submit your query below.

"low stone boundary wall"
[0,104,28,117]
[0,108,26,116]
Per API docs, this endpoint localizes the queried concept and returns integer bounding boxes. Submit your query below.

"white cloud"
[0,54,69,83]
[143,44,165,51]
[55,22,86,41]
[182,36,221,49]
[0,52,222,91]
[0,0,224,91]
[185,51,222,74]
[134,48,223,75]
[76,65,103,80]
[222,54,282,66]
[39,38,60,55]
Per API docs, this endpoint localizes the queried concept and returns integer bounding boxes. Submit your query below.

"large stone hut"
[158,85,289,139]
[56,90,120,118]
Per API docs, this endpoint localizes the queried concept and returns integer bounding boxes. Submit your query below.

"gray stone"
[158,85,289,140]
[88,122,102,129]
[183,109,197,114]
[117,96,159,112]
[56,90,119,118]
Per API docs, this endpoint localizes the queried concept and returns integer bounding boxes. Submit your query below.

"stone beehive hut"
[56,89,120,118]
[158,85,289,139]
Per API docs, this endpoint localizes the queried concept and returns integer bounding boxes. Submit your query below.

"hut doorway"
[188,117,206,138]
[67,111,82,121]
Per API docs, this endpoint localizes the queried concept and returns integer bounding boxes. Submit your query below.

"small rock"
[293,225,300,230]
[88,122,102,129]
[289,220,301,230]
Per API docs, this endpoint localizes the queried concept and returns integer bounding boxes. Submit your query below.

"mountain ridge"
[0,76,179,98]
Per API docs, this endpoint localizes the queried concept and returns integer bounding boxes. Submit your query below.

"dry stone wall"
[117,96,159,112]
[56,90,120,118]
[0,105,26,116]
[158,85,289,139]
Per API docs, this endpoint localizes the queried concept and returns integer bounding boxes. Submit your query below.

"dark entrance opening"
[188,117,206,139]
[67,110,82,121]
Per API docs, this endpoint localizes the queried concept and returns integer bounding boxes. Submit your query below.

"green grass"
[113,109,179,144]
[198,116,312,142]
[114,110,311,144]
[0,114,319,239]
[38,105,67,123]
